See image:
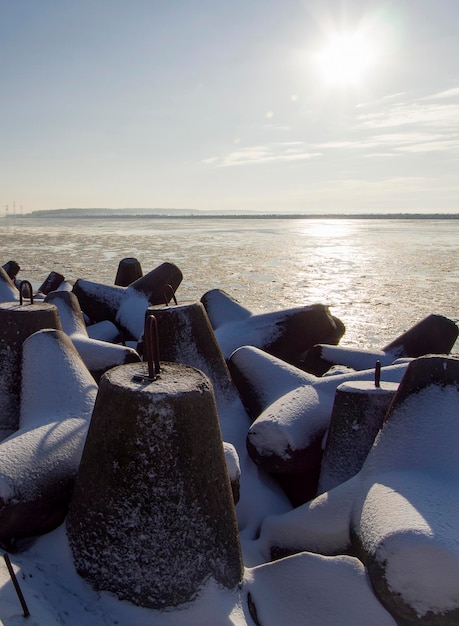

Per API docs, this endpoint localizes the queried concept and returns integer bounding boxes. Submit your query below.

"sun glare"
[312,29,378,87]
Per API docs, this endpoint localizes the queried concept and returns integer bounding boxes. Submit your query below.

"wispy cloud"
[365,131,459,154]
[396,138,459,153]
[316,132,459,155]
[424,87,459,100]
[369,132,446,144]
[352,89,459,156]
[365,152,401,158]
[358,102,459,129]
[262,123,292,131]
[204,87,459,169]
[203,143,321,167]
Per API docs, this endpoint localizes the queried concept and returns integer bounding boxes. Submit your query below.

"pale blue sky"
[1,0,459,214]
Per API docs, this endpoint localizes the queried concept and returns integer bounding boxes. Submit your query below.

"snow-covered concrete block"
[318,380,398,493]
[302,314,458,375]
[0,329,98,550]
[0,301,62,436]
[114,256,143,286]
[45,290,141,381]
[201,288,345,367]
[0,266,19,303]
[351,355,459,625]
[258,355,459,625]
[67,361,243,609]
[245,551,397,626]
[229,346,407,475]
[141,302,292,544]
[72,261,183,339]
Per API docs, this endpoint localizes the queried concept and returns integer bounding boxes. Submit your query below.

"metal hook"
[163,283,177,306]
[18,280,34,305]
[145,314,161,379]
[133,314,161,383]
[375,360,381,388]
[3,553,30,617]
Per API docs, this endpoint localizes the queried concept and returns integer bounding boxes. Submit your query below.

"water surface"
[1,217,457,352]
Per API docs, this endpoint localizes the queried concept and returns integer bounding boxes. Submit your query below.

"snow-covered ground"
[0,269,458,625]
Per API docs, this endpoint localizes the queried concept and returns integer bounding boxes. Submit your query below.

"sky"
[1,0,459,215]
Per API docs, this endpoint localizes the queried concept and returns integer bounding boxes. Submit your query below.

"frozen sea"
[0,215,458,626]
[1,215,458,353]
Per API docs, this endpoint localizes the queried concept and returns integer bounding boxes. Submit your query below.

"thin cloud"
[262,123,292,131]
[382,92,408,100]
[203,144,321,167]
[365,152,401,158]
[317,140,378,149]
[424,87,459,100]
[358,102,459,129]
[369,132,446,144]
[396,138,459,153]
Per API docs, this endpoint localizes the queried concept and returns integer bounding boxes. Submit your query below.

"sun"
[312,30,378,87]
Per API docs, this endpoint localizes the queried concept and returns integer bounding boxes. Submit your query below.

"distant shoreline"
[3,212,459,220]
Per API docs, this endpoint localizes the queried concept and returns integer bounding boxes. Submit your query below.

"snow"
[86,320,122,342]
[244,552,397,626]
[337,379,398,395]
[223,442,241,484]
[44,291,141,376]
[312,344,393,370]
[229,346,408,468]
[20,329,98,428]
[116,291,150,339]
[0,290,458,624]
[256,356,459,622]
[0,526,398,626]
[0,271,19,302]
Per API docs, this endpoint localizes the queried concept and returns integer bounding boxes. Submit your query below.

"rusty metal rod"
[3,552,30,618]
[375,360,381,388]
[18,280,34,306]
[163,283,178,306]
[144,314,161,379]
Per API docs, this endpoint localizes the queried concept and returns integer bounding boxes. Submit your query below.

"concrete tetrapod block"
[257,356,459,625]
[229,346,408,474]
[66,361,243,610]
[0,267,19,303]
[0,329,98,550]
[86,319,123,342]
[223,441,241,505]
[228,346,408,504]
[2,261,21,283]
[142,302,292,542]
[144,302,243,506]
[72,261,183,340]
[20,329,98,429]
[381,314,459,358]
[318,380,398,494]
[245,552,397,626]
[145,302,238,409]
[0,301,62,437]
[114,257,143,286]
[0,419,89,551]
[350,355,459,625]
[301,313,458,376]
[200,288,252,328]
[37,271,65,295]
[201,288,345,367]
[45,291,140,382]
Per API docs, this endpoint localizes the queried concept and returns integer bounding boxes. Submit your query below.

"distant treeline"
[5,209,459,220]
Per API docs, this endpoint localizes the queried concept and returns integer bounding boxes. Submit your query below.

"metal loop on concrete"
[18,281,34,306]
[375,360,381,388]
[163,284,178,306]
[134,314,161,383]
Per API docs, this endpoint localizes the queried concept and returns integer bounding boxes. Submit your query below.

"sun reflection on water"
[1,217,457,353]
